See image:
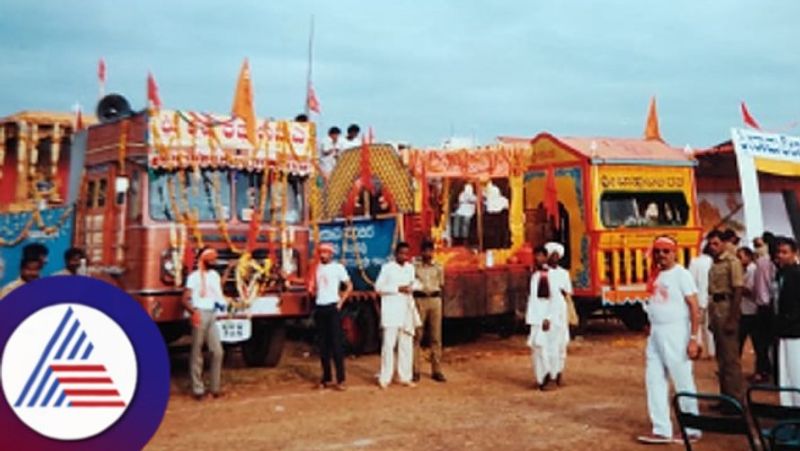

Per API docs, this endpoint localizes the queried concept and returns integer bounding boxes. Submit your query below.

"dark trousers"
[709,300,745,401]
[739,307,773,376]
[315,304,346,384]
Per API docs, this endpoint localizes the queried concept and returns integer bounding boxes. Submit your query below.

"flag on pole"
[306,83,321,114]
[740,101,761,130]
[98,58,106,97]
[644,96,663,142]
[231,58,257,146]
[73,103,85,131]
[147,72,162,110]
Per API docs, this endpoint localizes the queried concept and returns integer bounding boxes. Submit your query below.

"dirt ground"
[147,322,758,451]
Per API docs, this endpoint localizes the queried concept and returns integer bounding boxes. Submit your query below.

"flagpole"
[304,14,315,117]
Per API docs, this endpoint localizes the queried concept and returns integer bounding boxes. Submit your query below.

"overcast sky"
[1,0,798,147]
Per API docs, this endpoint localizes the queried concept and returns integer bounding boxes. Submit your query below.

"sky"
[0,0,798,148]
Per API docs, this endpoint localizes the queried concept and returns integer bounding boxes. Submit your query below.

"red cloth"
[646,237,678,294]
[544,166,559,225]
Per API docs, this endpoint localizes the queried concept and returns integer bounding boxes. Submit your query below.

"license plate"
[216,318,252,343]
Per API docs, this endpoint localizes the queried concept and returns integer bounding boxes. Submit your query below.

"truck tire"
[242,320,287,368]
[341,301,379,355]
[159,321,188,345]
[619,304,648,331]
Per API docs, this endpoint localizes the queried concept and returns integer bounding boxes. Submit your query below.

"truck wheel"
[358,302,380,354]
[341,302,379,355]
[619,305,648,331]
[242,320,287,368]
[497,313,516,339]
[159,321,187,345]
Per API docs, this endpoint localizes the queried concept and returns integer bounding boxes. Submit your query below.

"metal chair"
[672,392,757,451]
[747,385,800,450]
[770,420,800,450]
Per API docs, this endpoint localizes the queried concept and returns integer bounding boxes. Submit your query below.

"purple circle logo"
[0,276,170,450]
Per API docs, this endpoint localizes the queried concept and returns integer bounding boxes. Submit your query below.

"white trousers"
[646,322,699,438]
[529,326,567,384]
[379,327,413,386]
[779,338,800,407]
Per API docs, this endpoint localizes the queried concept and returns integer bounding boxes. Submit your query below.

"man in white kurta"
[375,242,421,389]
[526,245,570,390]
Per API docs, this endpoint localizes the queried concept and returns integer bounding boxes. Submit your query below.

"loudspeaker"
[96,94,132,124]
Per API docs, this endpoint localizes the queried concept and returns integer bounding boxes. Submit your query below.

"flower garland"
[0,205,73,247]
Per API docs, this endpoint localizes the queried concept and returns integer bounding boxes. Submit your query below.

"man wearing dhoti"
[526,243,572,390]
[375,242,422,389]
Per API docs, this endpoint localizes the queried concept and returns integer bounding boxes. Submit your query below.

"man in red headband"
[182,247,226,400]
[313,242,352,391]
[638,236,702,444]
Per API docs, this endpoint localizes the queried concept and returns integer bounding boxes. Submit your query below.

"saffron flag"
[740,101,761,130]
[544,166,560,225]
[231,59,257,146]
[73,104,84,131]
[307,84,321,114]
[644,96,663,142]
[147,72,162,110]
[98,58,106,97]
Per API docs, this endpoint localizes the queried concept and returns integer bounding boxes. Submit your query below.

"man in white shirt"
[183,248,226,400]
[313,243,352,390]
[319,126,341,177]
[375,242,421,389]
[637,236,702,445]
[452,184,477,243]
[688,242,714,358]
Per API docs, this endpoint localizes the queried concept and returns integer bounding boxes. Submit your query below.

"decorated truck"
[317,134,701,349]
[0,111,85,287]
[72,95,317,366]
[508,133,702,330]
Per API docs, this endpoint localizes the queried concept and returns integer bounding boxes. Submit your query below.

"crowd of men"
[3,227,798,447]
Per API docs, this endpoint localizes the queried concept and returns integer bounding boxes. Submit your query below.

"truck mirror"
[115,176,130,205]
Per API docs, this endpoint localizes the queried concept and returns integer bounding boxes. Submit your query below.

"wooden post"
[50,124,61,202]
[476,180,484,252]
[16,120,28,202]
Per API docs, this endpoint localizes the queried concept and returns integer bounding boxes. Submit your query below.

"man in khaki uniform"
[706,230,745,406]
[413,240,446,382]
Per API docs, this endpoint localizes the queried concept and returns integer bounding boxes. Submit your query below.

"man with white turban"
[526,242,572,389]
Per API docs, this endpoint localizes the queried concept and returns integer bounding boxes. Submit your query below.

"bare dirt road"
[148,323,755,451]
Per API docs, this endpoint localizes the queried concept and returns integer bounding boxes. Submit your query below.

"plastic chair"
[672,392,757,451]
[770,420,800,450]
[747,385,800,450]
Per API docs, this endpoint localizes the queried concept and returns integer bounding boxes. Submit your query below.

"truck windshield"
[149,169,231,221]
[600,191,689,228]
[234,172,304,224]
